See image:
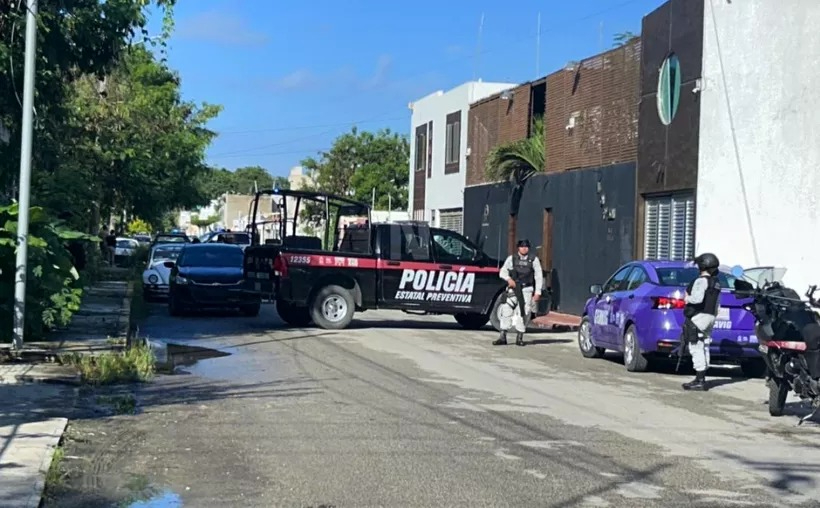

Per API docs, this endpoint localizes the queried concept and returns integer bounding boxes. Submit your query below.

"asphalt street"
[55,303,820,507]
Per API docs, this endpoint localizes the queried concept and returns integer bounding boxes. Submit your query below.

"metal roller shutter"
[438,208,463,234]
[643,193,695,261]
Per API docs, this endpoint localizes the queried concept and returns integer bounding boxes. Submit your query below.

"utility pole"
[12,0,39,351]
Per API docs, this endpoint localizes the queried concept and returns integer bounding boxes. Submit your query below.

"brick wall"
[466,83,533,187]
[545,38,641,173]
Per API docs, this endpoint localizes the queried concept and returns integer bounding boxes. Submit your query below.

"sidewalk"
[532,311,581,330]
[0,383,75,508]
[0,267,134,507]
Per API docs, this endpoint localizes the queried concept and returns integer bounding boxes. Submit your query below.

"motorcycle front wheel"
[768,377,789,417]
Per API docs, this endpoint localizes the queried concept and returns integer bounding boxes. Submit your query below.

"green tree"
[301,127,409,209]
[126,218,152,235]
[484,116,545,252]
[199,167,290,200]
[0,0,177,201]
[37,46,220,230]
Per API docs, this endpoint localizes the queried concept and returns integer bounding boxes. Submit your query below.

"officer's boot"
[493,331,507,346]
[682,371,708,391]
[515,332,525,346]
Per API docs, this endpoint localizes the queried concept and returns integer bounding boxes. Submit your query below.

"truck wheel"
[276,300,311,327]
[489,296,504,332]
[454,313,489,330]
[311,285,355,330]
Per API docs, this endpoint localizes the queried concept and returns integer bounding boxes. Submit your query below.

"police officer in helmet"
[681,252,722,391]
[494,239,544,346]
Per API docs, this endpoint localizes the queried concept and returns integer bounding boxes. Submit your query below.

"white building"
[408,80,517,233]
[695,0,820,291]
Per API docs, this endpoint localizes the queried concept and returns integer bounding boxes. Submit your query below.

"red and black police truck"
[243,188,545,330]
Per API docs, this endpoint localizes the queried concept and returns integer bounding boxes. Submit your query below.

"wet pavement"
[50,302,820,507]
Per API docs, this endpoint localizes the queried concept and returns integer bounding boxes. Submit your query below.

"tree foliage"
[0,1,225,340]
[0,203,96,341]
[300,127,409,210]
[199,166,290,200]
[613,31,638,47]
[36,46,220,230]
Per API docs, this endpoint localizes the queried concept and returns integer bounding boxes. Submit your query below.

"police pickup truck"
[243,189,543,330]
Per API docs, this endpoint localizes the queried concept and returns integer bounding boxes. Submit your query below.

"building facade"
[694,0,820,290]
[408,80,516,233]
[463,39,642,315]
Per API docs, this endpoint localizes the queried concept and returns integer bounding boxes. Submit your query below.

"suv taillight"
[272,255,288,277]
[652,296,685,310]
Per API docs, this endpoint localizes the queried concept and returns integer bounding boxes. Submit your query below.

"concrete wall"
[697,0,820,289]
[408,81,517,223]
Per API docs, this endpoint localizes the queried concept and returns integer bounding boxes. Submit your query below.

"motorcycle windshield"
[743,266,787,288]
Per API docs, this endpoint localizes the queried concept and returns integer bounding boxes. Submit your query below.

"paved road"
[57,303,820,507]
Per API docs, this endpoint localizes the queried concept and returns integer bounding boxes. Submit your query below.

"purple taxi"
[578,260,765,377]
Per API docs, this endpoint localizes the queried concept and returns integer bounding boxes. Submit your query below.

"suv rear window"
[656,268,735,288]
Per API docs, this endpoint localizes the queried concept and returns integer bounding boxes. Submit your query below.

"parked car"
[133,234,152,245]
[578,260,765,376]
[142,243,184,301]
[114,237,139,266]
[152,232,190,246]
[201,231,252,249]
[166,243,261,317]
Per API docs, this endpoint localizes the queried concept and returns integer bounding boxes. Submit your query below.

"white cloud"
[177,10,269,46]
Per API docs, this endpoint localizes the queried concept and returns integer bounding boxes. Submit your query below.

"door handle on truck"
[439,265,453,270]
[386,261,400,266]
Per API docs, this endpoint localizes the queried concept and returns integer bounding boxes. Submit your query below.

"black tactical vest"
[684,275,721,317]
[512,253,536,286]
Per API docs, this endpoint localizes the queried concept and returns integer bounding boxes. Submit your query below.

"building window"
[643,193,695,261]
[656,53,681,126]
[415,124,428,172]
[444,111,461,174]
[437,208,463,234]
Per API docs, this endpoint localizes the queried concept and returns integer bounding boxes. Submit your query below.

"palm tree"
[484,116,545,252]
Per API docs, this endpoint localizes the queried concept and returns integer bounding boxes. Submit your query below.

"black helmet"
[694,252,720,272]
[517,238,531,248]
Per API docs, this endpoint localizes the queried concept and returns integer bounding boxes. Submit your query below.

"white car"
[114,237,139,265]
[142,243,184,300]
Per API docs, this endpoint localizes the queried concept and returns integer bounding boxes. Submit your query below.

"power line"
[209,109,406,158]
[215,115,408,135]
[206,0,646,134]
[208,147,327,161]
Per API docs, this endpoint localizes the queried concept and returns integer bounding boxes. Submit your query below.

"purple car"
[578,260,766,377]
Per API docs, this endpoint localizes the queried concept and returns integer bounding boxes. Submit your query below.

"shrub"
[0,203,96,341]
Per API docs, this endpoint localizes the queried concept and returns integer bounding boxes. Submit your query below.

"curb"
[123,281,135,342]
[27,417,69,508]
[0,368,82,386]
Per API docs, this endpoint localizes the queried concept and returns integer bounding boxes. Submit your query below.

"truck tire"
[454,313,490,330]
[310,285,355,330]
[489,296,503,332]
[276,300,311,327]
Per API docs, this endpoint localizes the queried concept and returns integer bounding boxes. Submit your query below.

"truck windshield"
[180,247,244,268]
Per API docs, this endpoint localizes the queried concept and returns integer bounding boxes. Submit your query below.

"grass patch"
[45,444,65,491]
[61,343,156,385]
[97,393,137,415]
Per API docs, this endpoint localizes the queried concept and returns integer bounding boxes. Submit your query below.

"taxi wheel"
[454,313,490,330]
[578,317,605,359]
[623,324,649,372]
[311,285,355,330]
[276,300,311,327]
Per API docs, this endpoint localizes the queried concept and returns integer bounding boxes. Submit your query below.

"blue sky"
[151,0,664,178]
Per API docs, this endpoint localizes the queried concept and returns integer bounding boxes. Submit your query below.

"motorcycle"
[731,266,820,425]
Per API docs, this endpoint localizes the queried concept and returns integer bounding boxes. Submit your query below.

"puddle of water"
[159,343,231,374]
[128,491,183,507]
